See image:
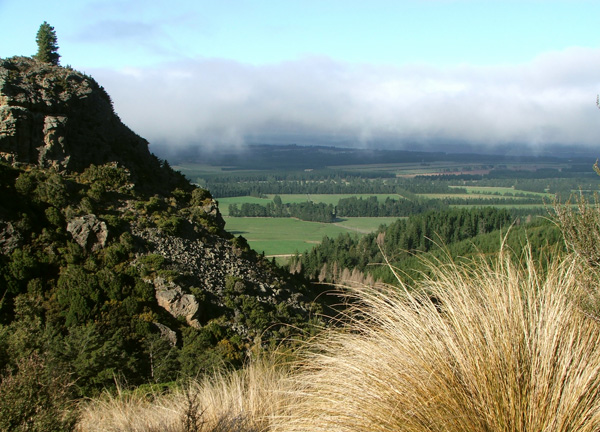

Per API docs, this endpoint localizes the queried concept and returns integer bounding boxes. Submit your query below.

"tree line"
[227,194,546,222]
[202,175,467,198]
[229,200,336,223]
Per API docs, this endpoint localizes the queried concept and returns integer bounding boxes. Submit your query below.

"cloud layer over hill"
[92,47,600,154]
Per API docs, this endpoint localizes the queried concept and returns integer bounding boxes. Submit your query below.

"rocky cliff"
[0,56,182,192]
[0,56,321,391]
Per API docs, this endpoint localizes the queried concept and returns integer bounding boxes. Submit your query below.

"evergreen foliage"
[0,161,321,406]
[34,21,60,65]
[291,207,563,284]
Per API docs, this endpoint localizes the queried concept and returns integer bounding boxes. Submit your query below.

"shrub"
[79,164,131,193]
[45,206,64,227]
[0,354,78,432]
[157,215,183,235]
[190,188,212,206]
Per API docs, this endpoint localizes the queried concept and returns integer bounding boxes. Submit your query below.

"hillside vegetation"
[77,203,600,431]
[0,56,325,430]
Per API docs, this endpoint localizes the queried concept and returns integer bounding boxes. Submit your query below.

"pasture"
[223,216,398,257]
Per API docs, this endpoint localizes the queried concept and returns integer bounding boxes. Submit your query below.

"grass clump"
[272,248,600,432]
[553,192,600,268]
[76,354,288,432]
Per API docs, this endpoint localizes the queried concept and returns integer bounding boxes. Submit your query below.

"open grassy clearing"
[223,216,395,256]
[455,185,552,197]
[224,217,355,256]
[417,193,543,200]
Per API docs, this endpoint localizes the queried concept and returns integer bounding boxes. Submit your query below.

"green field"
[455,186,552,198]
[218,188,549,258]
[223,216,399,257]
[417,193,541,200]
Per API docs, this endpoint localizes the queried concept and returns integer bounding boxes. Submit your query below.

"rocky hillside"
[0,57,322,394]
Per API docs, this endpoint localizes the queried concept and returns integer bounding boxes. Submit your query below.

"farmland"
[224,216,397,258]
[172,145,599,260]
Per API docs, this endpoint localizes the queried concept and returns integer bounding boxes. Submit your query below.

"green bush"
[79,163,131,193]
[156,215,183,235]
[0,354,78,432]
[44,206,63,227]
[190,187,212,206]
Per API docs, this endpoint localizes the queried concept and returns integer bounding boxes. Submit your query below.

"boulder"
[152,276,201,328]
[66,214,108,251]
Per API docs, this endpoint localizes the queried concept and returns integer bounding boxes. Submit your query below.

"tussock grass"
[77,355,288,432]
[553,192,600,268]
[552,189,600,319]
[272,249,600,432]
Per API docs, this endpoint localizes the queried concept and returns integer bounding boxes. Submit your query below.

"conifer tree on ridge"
[34,21,60,65]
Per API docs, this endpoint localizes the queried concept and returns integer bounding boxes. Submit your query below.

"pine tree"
[34,21,60,65]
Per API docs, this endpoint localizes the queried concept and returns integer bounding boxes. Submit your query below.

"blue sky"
[2,0,600,153]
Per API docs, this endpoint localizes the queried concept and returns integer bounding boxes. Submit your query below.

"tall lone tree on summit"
[34,21,60,65]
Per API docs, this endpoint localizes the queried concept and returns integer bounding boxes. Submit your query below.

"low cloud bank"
[91,47,600,154]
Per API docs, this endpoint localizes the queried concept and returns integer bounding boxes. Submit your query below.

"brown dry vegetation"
[77,354,289,432]
[272,249,600,432]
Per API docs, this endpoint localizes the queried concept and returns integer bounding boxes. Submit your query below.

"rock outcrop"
[152,276,201,328]
[66,214,108,252]
[0,56,183,193]
[0,221,20,254]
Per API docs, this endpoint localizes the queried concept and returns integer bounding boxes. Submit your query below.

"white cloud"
[90,47,600,154]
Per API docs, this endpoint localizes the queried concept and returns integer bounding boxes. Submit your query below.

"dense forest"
[290,207,564,284]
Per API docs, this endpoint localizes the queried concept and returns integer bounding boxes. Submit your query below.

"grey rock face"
[0,57,156,177]
[153,322,178,346]
[39,115,69,168]
[66,214,108,252]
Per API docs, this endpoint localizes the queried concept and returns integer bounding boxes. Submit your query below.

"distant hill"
[0,56,323,394]
[159,142,591,171]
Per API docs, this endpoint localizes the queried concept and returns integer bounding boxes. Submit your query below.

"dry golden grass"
[272,249,600,432]
[76,354,289,432]
[553,192,600,268]
[552,190,600,319]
